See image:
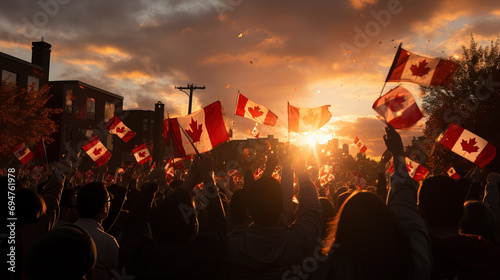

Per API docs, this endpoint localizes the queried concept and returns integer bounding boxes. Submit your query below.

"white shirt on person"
[76,218,119,280]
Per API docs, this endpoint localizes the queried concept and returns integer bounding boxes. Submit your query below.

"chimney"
[31,40,51,82]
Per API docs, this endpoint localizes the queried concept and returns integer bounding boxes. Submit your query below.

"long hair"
[324,191,411,280]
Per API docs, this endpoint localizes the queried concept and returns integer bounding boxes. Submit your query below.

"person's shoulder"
[441,234,500,255]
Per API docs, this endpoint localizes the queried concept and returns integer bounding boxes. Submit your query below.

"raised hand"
[383,124,404,157]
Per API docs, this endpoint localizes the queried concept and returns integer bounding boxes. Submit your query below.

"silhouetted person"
[76,182,119,280]
[56,188,79,226]
[225,171,322,279]
[120,155,226,279]
[324,124,432,280]
[27,224,96,280]
[419,175,500,279]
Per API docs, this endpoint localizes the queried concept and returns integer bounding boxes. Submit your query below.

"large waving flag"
[388,157,429,181]
[104,116,136,142]
[12,142,34,165]
[439,124,496,168]
[288,103,332,133]
[235,93,278,126]
[82,136,111,167]
[373,85,423,129]
[164,101,229,157]
[386,45,459,87]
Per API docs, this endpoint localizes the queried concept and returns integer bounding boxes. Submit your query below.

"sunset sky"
[1,0,499,158]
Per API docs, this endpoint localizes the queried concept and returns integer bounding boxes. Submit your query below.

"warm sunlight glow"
[306,134,317,147]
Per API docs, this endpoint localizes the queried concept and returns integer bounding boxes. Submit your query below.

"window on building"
[27,76,39,91]
[86,97,96,120]
[1,70,17,85]
[106,134,113,151]
[65,90,75,114]
[104,102,115,122]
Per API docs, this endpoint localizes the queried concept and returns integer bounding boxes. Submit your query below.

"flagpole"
[178,123,202,158]
[167,112,176,178]
[287,101,290,143]
[231,90,240,140]
[41,137,48,166]
[380,42,403,97]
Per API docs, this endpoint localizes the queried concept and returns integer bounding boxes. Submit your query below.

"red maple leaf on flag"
[406,162,413,172]
[385,94,406,112]
[302,110,319,127]
[116,127,125,133]
[18,147,27,156]
[93,148,102,156]
[138,152,146,158]
[186,118,203,143]
[410,59,431,77]
[461,138,480,154]
[248,106,264,119]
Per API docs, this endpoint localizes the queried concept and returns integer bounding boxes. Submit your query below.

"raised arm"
[484,173,500,221]
[384,124,432,280]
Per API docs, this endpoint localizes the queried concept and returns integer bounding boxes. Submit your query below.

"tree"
[422,36,500,173]
[0,83,62,155]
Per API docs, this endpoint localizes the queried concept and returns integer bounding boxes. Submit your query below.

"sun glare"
[306,134,317,147]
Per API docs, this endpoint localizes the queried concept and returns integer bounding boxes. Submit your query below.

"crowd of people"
[2,124,500,280]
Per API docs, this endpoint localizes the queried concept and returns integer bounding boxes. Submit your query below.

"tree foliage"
[422,35,500,173]
[0,84,62,155]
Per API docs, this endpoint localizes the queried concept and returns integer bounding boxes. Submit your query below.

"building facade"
[47,80,123,163]
[0,41,50,91]
[1,40,125,166]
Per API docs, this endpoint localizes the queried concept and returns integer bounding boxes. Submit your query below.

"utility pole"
[175,84,205,114]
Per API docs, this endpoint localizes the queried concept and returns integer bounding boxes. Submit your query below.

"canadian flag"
[164,101,229,157]
[251,125,260,138]
[445,164,460,179]
[439,123,496,168]
[235,93,278,126]
[349,170,368,189]
[388,157,429,181]
[288,103,332,133]
[132,143,152,165]
[254,167,264,180]
[386,45,460,87]
[82,136,111,167]
[165,157,185,178]
[372,85,423,129]
[104,116,136,142]
[353,137,367,154]
[12,142,34,165]
[318,165,335,186]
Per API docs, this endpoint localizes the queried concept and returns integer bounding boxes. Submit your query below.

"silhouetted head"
[77,182,110,221]
[150,189,198,244]
[28,224,96,280]
[229,188,250,224]
[325,191,411,279]
[336,190,354,211]
[418,176,467,230]
[60,188,79,223]
[247,177,283,226]
[461,200,500,246]
[15,188,46,226]
[319,197,335,239]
